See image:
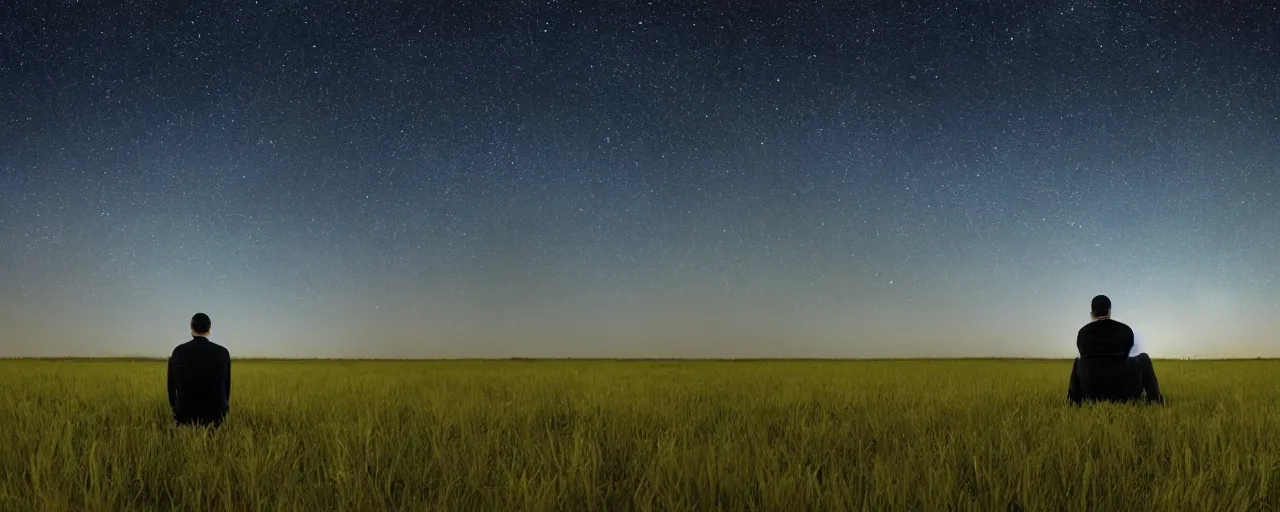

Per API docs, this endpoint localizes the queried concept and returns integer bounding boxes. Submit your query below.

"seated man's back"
[1077,317,1134,359]
[1075,316,1142,400]
[168,313,231,426]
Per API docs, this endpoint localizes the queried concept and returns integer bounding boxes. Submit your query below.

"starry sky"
[2,1,1278,359]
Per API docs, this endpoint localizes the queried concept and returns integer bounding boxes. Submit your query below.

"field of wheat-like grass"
[1,359,1278,511]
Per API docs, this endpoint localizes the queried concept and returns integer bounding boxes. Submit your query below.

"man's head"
[1090,295,1111,320]
[191,313,212,336]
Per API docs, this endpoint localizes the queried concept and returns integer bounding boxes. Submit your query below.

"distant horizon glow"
[2,2,1278,359]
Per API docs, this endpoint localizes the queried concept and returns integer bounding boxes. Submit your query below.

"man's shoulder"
[1082,319,1132,331]
[207,340,231,357]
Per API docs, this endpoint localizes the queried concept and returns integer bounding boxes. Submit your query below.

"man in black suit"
[1067,295,1164,406]
[167,313,232,427]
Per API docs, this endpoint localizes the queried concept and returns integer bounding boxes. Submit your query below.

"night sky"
[2,1,1278,358]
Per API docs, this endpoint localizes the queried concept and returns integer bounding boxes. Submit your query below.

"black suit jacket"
[1073,319,1141,401]
[167,336,231,424]
[1077,318,1134,359]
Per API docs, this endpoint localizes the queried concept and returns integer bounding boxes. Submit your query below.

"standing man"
[1067,295,1164,406]
[167,313,232,427]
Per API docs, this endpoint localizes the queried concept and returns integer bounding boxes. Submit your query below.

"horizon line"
[2,356,1277,362]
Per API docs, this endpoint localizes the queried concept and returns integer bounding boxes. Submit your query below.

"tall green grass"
[1,359,1277,511]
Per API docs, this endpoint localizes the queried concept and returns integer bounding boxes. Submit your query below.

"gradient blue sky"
[2,1,1278,358]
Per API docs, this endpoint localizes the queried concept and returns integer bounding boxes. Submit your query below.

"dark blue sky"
[2,1,1277,358]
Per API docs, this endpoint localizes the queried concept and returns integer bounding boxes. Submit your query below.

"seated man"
[1067,295,1163,406]
[167,313,232,427]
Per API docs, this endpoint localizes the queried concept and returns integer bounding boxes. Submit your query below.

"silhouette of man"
[1067,295,1163,406]
[167,313,232,427]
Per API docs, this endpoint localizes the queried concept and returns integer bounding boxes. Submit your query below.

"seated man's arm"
[224,351,232,404]
[167,351,177,411]
[1067,358,1084,405]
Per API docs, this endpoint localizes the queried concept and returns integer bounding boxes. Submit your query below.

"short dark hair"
[191,313,212,334]
[1090,295,1111,317]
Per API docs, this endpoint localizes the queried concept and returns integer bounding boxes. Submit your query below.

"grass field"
[1,359,1278,511]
